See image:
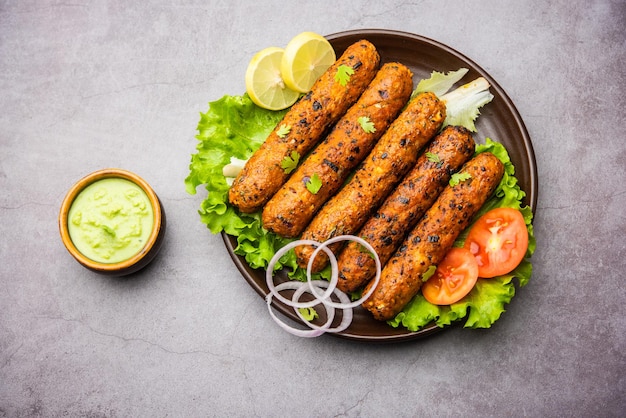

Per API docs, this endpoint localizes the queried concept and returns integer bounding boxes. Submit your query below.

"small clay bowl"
[59,168,165,276]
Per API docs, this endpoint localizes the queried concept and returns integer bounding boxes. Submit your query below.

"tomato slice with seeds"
[463,207,529,278]
[422,248,479,305]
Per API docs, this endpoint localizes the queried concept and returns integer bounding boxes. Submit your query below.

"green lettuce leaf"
[185,94,293,269]
[411,68,469,98]
[411,69,493,132]
[440,78,494,132]
[185,94,287,197]
[186,94,336,279]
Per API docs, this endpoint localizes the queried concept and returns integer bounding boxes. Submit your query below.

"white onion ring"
[264,235,381,338]
[265,281,333,338]
[265,239,334,309]
[305,235,382,309]
[292,280,353,334]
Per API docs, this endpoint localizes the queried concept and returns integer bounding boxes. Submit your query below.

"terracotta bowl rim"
[59,168,163,274]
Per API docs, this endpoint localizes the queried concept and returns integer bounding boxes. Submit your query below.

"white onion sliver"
[265,239,322,309]
[263,235,382,338]
[306,235,382,310]
[316,282,353,334]
[292,280,352,334]
[281,280,336,331]
[306,239,339,301]
[266,292,326,338]
[265,270,336,338]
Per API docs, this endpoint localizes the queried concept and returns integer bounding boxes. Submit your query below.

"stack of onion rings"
[265,235,381,337]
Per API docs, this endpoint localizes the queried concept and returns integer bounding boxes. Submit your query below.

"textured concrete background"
[1,0,624,416]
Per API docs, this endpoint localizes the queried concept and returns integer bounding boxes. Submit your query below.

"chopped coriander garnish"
[335,64,355,86]
[426,151,444,168]
[280,151,300,174]
[356,242,376,259]
[449,172,472,186]
[298,307,319,321]
[358,116,376,133]
[306,173,322,194]
[276,123,291,138]
[422,265,437,282]
[426,152,441,164]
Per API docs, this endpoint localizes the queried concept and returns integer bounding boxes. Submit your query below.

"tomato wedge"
[422,248,479,305]
[463,207,529,278]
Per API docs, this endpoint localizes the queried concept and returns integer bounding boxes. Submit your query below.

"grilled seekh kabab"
[262,62,414,237]
[336,125,476,293]
[228,40,381,213]
[294,92,447,272]
[362,152,505,321]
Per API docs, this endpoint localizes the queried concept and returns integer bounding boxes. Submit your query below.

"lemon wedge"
[245,46,300,111]
[281,32,336,93]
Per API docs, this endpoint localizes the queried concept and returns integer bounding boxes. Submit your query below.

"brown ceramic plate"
[222,29,537,343]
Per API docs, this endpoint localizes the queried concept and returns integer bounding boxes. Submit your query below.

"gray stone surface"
[1,1,624,416]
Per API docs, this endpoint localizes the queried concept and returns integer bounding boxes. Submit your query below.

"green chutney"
[68,178,154,264]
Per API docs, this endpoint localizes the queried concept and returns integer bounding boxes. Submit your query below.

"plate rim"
[223,29,538,343]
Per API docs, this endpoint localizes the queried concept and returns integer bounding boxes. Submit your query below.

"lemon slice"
[245,47,300,110]
[281,32,336,93]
